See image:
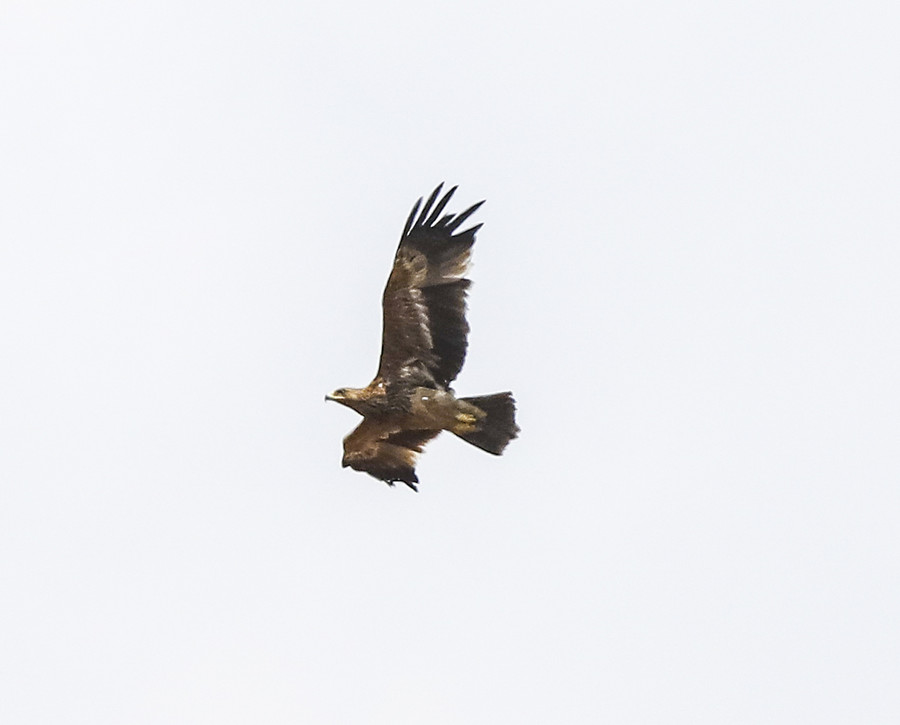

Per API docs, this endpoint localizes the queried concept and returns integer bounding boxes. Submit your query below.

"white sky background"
[1,1,898,722]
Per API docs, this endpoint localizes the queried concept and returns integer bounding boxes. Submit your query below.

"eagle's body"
[326,184,519,491]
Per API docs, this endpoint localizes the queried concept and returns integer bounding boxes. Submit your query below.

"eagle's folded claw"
[452,412,480,434]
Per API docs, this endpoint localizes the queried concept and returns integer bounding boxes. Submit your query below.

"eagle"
[325,184,519,491]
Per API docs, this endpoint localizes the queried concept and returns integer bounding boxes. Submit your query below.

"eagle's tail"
[454,392,519,455]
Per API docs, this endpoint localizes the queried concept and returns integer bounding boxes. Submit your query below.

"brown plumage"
[325,184,519,491]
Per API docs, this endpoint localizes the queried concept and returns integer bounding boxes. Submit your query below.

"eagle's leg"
[452,411,480,434]
[411,388,484,435]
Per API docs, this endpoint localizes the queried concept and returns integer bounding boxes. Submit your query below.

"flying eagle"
[325,184,519,491]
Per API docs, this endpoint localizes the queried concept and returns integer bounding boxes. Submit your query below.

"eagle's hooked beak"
[324,389,345,403]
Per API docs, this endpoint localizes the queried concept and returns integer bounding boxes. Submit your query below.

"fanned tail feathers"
[454,392,519,455]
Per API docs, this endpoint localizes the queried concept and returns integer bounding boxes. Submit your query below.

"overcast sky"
[2,1,898,723]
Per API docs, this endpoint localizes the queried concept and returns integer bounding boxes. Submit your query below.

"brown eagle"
[325,184,519,491]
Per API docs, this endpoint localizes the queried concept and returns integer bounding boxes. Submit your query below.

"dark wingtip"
[425,184,457,226]
[447,199,486,232]
[381,465,420,491]
[384,474,419,492]
[402,196,423,239]
[417,184,444,227]
[402,184,484,239]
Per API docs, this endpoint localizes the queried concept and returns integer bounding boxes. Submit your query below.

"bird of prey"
[325,184,519,491]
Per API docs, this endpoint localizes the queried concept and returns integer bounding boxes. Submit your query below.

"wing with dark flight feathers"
[376,184,484,389]
[342,419,441,491]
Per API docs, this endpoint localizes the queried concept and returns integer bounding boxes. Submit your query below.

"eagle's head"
[325,387,367,413]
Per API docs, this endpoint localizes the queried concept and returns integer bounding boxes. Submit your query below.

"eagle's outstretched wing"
[341,419,441,491]
[376,184,484,390]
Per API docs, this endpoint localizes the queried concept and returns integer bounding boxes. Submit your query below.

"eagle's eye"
[334,388,347,397]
